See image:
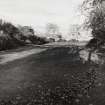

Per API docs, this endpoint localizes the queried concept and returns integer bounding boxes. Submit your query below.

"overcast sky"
[0,0,84,34]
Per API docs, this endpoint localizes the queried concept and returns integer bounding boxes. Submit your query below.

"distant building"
[69,24,92,41]
[69,24,80,41]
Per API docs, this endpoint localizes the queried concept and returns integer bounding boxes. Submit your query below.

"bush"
[0,20,49,51]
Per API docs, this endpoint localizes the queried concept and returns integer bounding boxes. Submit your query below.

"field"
[0,42,105,105]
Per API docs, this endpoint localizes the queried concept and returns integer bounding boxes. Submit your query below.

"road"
[0,47,46,64]
[0,46,105,105]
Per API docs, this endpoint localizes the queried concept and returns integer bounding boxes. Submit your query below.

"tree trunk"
[88,50,92,62]
[88,47,97,63]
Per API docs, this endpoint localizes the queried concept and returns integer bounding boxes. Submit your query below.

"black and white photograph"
[0,0,105,105]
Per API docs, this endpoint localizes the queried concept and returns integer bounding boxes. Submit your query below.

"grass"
[0,46,104,105]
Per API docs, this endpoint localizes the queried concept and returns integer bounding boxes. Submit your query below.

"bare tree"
[46,23,61,41]
[46,23,59,34]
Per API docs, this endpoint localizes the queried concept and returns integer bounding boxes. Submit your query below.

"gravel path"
[0,48,46,64]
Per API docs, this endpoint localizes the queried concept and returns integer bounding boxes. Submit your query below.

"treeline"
[0,19,49,51]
